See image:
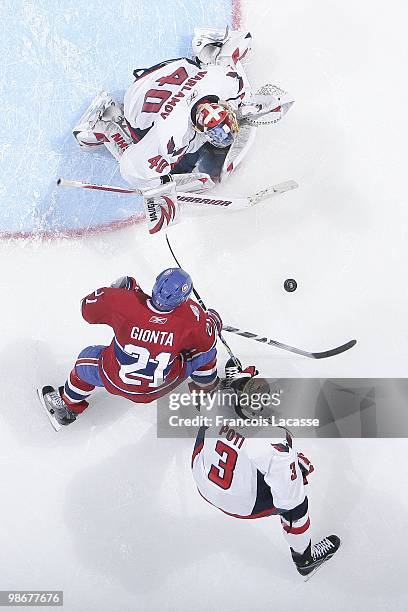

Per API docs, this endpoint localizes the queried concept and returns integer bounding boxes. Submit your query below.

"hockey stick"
[57,177,298,211]
[165,235,241,368]
[166,236,356,360]
[222,326,357,359]
[57,178,140,194]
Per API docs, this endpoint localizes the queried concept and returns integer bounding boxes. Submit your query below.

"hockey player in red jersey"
[191,361,341,579]
[38,268,225,431]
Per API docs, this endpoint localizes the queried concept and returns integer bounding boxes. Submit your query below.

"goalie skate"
[37,385,77,432]
[73,91,122,149]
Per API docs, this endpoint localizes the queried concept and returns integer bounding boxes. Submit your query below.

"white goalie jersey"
[119,57,252,188]
[73,29,294,194]
[192,423,306,518]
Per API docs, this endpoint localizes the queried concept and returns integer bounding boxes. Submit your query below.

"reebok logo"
[149,316,168,324]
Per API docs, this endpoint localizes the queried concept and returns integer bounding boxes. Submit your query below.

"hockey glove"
[111,276,139,291]
[207,308,223,335]
[297,452,315,485]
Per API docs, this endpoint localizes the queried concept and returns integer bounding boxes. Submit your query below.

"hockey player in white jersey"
[191,361,341,579]
[72,28,294,227]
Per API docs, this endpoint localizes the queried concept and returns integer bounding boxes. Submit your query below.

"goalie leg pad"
[73,91,129,157]
[99,119,133,161]
[73,91,117,148]
[192,27,252,66]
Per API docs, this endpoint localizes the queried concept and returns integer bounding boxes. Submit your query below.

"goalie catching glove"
[238,84,295,126]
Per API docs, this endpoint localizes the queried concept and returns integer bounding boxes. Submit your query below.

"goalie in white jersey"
[72,27,295,231]
[191,362,341,579]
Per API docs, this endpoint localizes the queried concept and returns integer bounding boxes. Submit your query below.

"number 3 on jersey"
[208,441,238,490]
[119,344,172,387]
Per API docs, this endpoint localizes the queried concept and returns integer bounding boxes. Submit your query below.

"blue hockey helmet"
[151,268,193,311]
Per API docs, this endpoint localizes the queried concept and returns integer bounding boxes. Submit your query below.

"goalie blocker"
[142,172,219,234]
[142,179,180,235]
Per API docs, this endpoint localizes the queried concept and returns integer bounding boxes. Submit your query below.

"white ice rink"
[1,0,408,610]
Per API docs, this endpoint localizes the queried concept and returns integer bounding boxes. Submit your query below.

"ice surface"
[0,0,233,235]
[1,0,408,610]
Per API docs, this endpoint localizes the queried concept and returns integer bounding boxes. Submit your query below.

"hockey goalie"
[72,27,295,231]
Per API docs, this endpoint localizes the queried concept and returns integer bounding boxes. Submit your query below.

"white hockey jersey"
[192,423,305,518]
[119,58,251,188]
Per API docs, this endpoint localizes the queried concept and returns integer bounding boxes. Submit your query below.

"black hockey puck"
[284,278,297,292]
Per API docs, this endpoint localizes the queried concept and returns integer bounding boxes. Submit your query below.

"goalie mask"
[194,101,239,148]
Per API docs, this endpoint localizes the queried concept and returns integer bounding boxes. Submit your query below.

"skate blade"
[37,388,62,432]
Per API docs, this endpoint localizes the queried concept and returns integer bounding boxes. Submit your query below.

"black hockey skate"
[219,357,243,391]
[224,357,243,382]
[291,535,341,580]
[37,385,77,432]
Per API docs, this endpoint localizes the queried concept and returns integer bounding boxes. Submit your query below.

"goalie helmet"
[151,268,193,311]
[194,101,239,148]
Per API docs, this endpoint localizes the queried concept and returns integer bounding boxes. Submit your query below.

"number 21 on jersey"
[118,344,172,388]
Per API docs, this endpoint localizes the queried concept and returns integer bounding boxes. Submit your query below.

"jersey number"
[118,344,172,387]
[142,67,188,113]
[208,441,238,490]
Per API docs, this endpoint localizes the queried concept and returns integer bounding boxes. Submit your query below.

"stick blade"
[272,179,299,194]
[250,180,299,206]
[311,339,357,359]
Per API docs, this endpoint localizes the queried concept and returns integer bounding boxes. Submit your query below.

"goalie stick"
[165,235,241,368]
[56,178,298,211]
[165,238,357,361]
[223,326,357,359]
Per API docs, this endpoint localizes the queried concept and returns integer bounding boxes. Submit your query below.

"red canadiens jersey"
[81,284,217,403]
